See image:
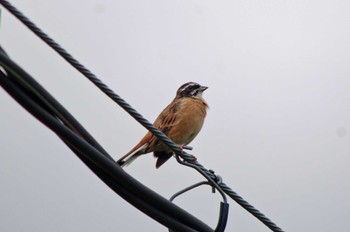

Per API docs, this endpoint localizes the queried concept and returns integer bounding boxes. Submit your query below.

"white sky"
[1,1,350,231]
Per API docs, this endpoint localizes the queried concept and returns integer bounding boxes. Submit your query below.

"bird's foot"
[182,145,193,151]
[189,154,197,162]
[177,145,197,162]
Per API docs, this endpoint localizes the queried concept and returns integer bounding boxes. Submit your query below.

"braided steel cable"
[0,0,181,155]
[179,153,284,232]
[0,1,284,231]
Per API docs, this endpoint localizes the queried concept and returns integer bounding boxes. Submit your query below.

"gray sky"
[1,1,350,231]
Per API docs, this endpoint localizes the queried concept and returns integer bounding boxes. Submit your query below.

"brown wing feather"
[146,100,180,151]
[116,99,179,165]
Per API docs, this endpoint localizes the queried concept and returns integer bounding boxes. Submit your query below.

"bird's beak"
[200,86,208,91]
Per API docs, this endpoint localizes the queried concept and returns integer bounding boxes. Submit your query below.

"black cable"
[0,46,111,160]
[0,1,285,231]
[0,0,181,154]
[0,52,213,232]
[169,181,229,232]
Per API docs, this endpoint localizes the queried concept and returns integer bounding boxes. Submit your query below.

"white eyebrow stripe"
[180,82,198,92]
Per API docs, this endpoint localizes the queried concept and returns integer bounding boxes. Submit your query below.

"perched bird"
[116,82,209,168]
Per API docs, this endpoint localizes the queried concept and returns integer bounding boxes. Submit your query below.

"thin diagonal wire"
[180,152,284,232]
[0,1,284,231]
[0,0,180,155]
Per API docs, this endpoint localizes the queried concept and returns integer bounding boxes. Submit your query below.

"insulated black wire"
[0,0,181,154]
[0,47,111,160]
[0,58,213,232]
[0,1,285,231]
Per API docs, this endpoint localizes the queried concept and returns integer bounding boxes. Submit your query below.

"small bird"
[117,82,209,168]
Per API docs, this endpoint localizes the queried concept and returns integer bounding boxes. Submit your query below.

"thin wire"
[0,0,181,155]
[0,1,284,231]
[178,153,284,231]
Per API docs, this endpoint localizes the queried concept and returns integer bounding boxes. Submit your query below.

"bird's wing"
[147,99,180,149]
[117,99,180,165]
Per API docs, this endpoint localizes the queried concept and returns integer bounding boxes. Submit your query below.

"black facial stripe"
[176,82,202,98]
[181,81,197,88]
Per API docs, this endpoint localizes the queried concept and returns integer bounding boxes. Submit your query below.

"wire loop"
[169,181,229,232]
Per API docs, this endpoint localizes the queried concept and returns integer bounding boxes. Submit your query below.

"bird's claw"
[177,145,197,162]
[182,145,193,151]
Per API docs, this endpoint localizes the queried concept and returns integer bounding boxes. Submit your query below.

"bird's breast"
[170,97,208,145]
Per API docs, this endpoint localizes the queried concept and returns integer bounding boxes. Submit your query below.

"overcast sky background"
[1,1,350,231]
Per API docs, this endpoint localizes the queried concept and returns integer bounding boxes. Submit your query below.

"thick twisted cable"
[180,153,284,232]
[0,1,284,231]
[0,0,181,155]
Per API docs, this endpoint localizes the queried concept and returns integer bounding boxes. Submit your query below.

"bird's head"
[176,82,208,99]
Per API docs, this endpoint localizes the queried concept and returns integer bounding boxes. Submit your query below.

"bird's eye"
[177,82,202,97]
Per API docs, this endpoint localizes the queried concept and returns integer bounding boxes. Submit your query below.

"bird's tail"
[116,146,145,167]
